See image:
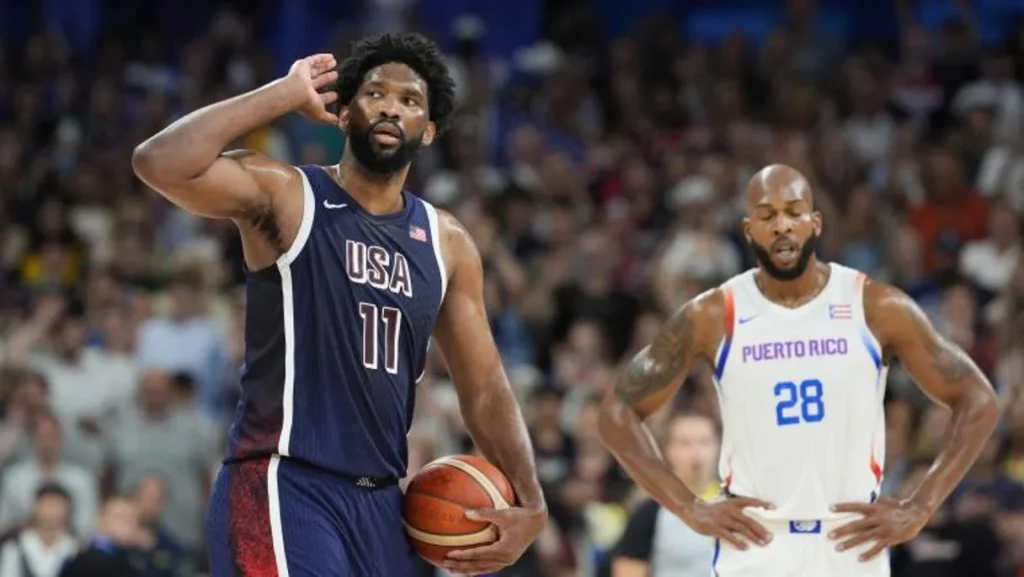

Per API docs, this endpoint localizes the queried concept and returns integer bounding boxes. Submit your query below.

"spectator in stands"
[0,411,97,537]
[59,496,141,577]
[955,436,1024,515]
[7,297,133,474]
[530,384,575,492]
[0,370,50,467]
[0,484,78,577]
[890,460,1004,577]
[135,267,227,419]
[882,400,914,497]
[0,1,1023,574]
[908,147,989,275]
[993,494,1024,575]
[1005,405,1024,484]
[609,411,718,577]
[952,48,1023,146]
[959,199,1022,295]
[106,369,216,554]
[167,372,221,457]
[16,197,85,292]
[130,475,192,577]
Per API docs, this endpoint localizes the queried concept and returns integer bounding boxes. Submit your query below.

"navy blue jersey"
[225,165,446,479]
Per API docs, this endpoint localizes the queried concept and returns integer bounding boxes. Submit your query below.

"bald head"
[746,164,814,211]
[742,164,821,281]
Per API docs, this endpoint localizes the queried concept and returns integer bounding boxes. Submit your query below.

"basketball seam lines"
[402,522,496,547]
[405,493,502,536]
[431,458,511,510]
[404,458,511,548]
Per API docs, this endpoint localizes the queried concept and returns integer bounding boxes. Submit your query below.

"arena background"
[1,0,1023,575]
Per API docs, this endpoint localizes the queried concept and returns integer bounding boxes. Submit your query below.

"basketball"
[402,454,517,566]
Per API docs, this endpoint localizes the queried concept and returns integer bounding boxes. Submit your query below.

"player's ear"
[741,216,752,244]
[422,121,437,147]
[812,211,823,237]
[339,106,351,132]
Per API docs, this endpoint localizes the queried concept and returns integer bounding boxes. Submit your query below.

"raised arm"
[829,280,999,560]
[131,55,338,259]
[598,289,773,549]
[428,211,546,575]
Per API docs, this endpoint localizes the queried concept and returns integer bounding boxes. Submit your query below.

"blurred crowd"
[1,0,1024,576]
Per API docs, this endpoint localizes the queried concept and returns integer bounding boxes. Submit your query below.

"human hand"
[32,294,66,325]
[681,497,775,550]
[285,54,339,124]
[444,506,547,575]
[828,497,930,561]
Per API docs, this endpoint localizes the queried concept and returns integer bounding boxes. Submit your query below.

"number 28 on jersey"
[774,378,825,426]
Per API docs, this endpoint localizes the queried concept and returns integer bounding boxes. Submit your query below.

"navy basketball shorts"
[205,456,420,577]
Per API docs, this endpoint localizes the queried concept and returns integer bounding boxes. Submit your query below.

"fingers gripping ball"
[402,455,517,566]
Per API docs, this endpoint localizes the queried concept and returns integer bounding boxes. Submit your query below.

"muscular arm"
[597,290,722,517]
[865,281,999,515]
[132,77,303,221]
[431,212,545,511]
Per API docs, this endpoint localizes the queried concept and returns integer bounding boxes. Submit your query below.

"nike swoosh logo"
[737,315,759,325]
[323,200,348,209]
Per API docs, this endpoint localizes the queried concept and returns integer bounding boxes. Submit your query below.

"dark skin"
[133,54,546,575]
[598,164,999,559]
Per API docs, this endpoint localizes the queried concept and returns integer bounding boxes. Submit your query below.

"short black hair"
[337,33,457,136]
[35,482,71,502]
[170,371,195,395]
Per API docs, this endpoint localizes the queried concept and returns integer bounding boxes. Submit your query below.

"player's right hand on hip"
[285,54,340,125]
[680,497,775,550]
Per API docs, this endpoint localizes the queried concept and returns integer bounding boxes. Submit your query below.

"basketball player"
[597,164,999,576]
[132,34,546,576]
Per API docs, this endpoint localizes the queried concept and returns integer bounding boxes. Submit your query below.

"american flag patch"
[828,304,852,319]
[409,225,428,243]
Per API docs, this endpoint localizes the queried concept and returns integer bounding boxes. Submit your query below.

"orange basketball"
[402,454,517,566]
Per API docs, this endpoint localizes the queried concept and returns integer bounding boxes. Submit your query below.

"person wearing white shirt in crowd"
[0,412,97,537]
[0,484,79,577]
[959,200,1021,293]
[611,411,720,577]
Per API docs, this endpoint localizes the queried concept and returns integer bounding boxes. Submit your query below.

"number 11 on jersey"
[774,378,825,426]
[359,302,402,374]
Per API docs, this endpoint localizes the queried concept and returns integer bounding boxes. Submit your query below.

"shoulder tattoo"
[616,306,695,404]
[906,302,975,384]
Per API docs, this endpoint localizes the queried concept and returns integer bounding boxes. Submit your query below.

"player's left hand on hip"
[827,497,930,561]
[444,506,547,575]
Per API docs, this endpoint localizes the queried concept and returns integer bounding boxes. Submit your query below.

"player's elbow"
[132,139,175,188]
[131,141,157,179]
[943,378,1001,440]
[957,379,1000,425]
[132,135,204,189]
[596,393,635,449]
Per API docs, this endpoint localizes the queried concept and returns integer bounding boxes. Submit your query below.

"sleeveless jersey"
[224,165,446,480]
[711,263,887,520]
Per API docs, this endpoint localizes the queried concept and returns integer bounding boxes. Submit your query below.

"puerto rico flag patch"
[828,304,852,320]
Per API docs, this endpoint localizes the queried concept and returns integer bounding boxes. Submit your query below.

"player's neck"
[755,259,829,307]
[333,158,409,216]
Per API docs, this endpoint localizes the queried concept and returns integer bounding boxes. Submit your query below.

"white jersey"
[712,263,887,522]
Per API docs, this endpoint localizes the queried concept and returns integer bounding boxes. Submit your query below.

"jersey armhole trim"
[855,272,884,373]
[713,287,735,382]
[276,167,316,267]
[422,202,448,302]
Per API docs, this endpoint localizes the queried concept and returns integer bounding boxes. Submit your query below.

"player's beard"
[748,233,819,281]
[347,119,423,177]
